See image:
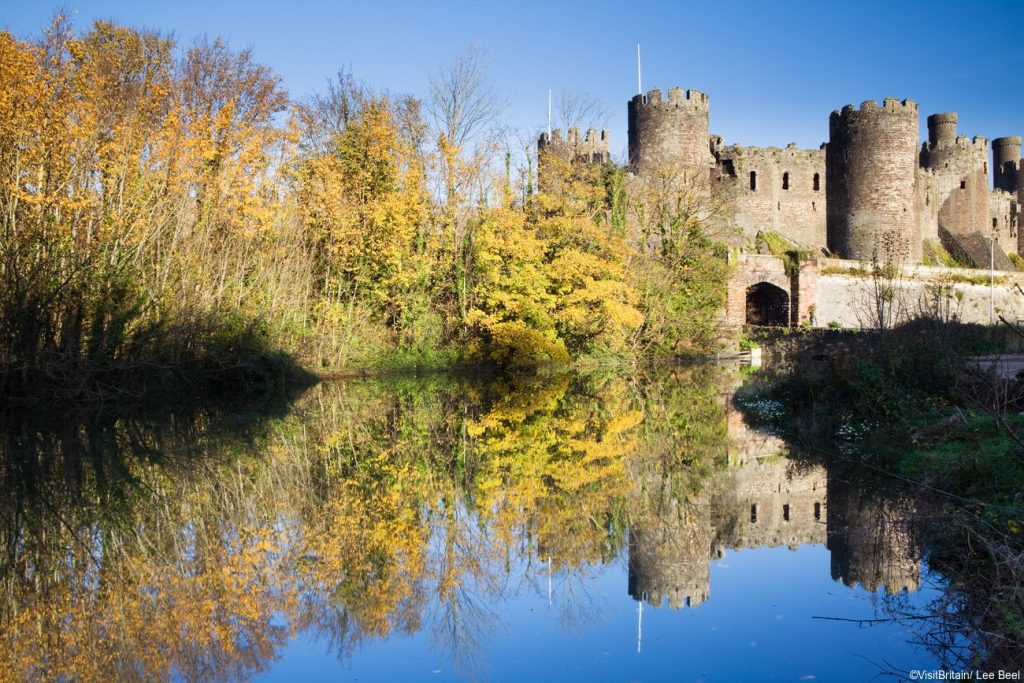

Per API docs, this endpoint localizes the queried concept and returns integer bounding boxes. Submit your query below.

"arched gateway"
[745,282,789,326]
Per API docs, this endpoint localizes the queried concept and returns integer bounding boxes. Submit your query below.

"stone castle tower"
[537,127,611,165]
[627,87,712,181]
[627,505,713,609]
[993,135,1020,193]
[919,113,990,235]
[917,114,1007,268]
[827,469,921,595]
[826,99,921,263]
[537,82,1024,270]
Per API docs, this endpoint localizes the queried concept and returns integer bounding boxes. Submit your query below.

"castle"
[540,87,1022,267]
[539,86,1024,328]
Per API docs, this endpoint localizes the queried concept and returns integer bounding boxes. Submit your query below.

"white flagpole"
[637,44,642,96]
[547,89,552,138]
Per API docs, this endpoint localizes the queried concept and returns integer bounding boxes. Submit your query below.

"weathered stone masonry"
[537,82,1024,329]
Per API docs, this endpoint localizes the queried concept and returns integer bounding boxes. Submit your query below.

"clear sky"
[3,0,1023,159]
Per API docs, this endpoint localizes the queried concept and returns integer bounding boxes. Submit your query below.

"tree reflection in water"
[0,366,980,680]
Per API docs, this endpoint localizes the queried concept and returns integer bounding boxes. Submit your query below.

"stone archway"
[746,282,790,326]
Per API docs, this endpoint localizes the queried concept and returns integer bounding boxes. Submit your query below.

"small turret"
[926,112,958,147]
[993,136,1021,193]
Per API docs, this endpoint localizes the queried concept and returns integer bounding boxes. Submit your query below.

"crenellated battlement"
[832,98,917,120]
[538,126,610,164]
[539,127,610,148]
[716,142,825,162]
[922,135,989,154]
[618,77,1018,267]
[631,86,710,112]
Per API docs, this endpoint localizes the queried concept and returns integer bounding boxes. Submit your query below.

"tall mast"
[548,88,553,138]
[637,44,642,96]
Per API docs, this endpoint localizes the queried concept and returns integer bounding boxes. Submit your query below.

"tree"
[625,167,734,354]
[554,88,609,134]
[427,46,506,322]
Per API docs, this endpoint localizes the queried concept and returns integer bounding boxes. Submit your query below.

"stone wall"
[713,143,826,248]
[812,258,1024,328]
[722,458,827,551]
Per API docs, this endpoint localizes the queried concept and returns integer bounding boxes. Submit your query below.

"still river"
[0,365,961,681]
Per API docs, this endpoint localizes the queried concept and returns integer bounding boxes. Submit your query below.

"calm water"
[0,366,961,681]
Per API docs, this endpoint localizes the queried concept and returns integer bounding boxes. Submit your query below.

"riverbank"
[744,322,1024,668]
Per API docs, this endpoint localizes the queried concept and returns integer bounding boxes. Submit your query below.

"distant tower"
[993,136,1021,193]
[926,112,958,147]
[826,99,921,262]
[627,86,712,181]
[537,127,610,189]
[538,127,611,164]
[919,112,990,241]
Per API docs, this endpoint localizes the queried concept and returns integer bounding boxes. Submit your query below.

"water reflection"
[628,370,921,613]
[0,366,935,680]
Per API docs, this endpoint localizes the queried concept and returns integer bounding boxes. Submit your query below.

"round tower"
[1018,157,1024,203]
[920,112,990,238]
[827,468,920,595]
[826,99,920,262]
[627,86,712,181]
[993,136,1021,193]
[627,510,712,609]
[926,112,957,147]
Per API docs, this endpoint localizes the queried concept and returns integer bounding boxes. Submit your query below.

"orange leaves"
[467,158,643,363]
[292,89,430,321]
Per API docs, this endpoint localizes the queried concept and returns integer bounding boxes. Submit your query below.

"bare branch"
[427,45,505,149]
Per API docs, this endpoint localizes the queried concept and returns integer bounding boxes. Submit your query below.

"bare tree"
[555,88,609,133]
[427,45,503,153]
[297,69,365,157]
[426,46,506,321]
[859,230,911,331]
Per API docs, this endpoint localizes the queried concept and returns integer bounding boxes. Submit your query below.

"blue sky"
[3,0,1023,159]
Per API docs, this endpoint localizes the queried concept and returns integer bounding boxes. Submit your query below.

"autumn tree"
[427,46,505,323]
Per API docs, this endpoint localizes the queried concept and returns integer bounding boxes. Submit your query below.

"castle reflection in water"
[627,370,920,611]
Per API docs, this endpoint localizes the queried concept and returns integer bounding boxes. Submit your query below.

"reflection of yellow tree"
[0,367,734,679]
[297,462,430,643]
[0,411,296,681]
[470,373,638,569]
